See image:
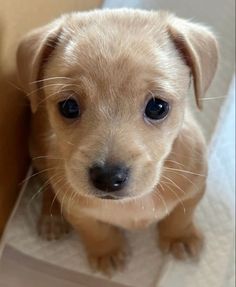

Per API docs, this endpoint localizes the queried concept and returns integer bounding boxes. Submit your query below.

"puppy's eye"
[58,98,80,119]
[144,98,169,121]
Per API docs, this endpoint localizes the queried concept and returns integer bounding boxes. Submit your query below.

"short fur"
[17,9,218,275]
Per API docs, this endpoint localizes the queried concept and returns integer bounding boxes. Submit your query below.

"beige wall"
[0,0,102,72]
[0,0,102,235]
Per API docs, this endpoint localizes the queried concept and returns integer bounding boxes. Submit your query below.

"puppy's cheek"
[129,162,161,197]
[64,162,91,196]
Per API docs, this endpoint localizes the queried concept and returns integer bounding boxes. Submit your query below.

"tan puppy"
[16,9,218,275]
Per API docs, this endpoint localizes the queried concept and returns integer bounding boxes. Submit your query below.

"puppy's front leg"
[68,215,127,276]
[158,188,205,260]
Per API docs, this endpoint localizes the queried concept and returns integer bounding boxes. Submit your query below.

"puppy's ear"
[168,16,219,109]
[17,19,63,112]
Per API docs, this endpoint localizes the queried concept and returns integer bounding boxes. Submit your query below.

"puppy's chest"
[92,208,157,230]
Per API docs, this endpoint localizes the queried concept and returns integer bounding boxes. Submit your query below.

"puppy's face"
[17,10,218,200]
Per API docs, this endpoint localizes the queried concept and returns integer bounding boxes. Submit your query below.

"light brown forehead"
[65,33,161,81]
[46,14,189,101]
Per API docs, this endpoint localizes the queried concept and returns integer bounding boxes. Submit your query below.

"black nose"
[89,164,129,192]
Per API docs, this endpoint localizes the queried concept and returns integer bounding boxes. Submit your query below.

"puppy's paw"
[38,215,70,240]
[86,231,128,276]
[158,227,204,260]
[88,246,127,277]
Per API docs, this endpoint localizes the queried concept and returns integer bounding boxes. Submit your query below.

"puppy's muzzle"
[89,163,129,194]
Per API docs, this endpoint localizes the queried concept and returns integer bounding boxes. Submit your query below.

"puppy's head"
[17,10,218,200]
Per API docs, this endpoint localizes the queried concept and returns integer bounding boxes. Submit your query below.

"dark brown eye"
[58,98,80,119]
[145,98,169,120]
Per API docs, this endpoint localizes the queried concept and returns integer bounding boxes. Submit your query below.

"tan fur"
[16,9,218,275]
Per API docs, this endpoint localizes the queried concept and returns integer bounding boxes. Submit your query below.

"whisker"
[161,180,186,214]
[164,167,205,177]
[67,188,78,215]
[169,151,204,161]
[7,80,27,93]
[200,96,226,101]
[65,140,74,146]
[161,175,186,195]
[165,159,185,167]
[30,76,72,85]
[22,167,64,183]
[165,170,199,189]
[154,187,169,216]
[60,184,72,218]
[27,173,60,210]
[50,177,70,221]
[32,156,64,161]
[27,83,68,98]
[49,177,66,216]
[37,84,72,105]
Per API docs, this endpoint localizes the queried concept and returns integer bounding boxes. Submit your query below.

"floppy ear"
[16,19,63,112]
[168,16,219,109]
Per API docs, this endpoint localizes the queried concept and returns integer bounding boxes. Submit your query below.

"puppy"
[16,9,218,275]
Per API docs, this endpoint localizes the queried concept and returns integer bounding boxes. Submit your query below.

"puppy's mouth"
[98,195,120,200]
[93,192,129,201]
